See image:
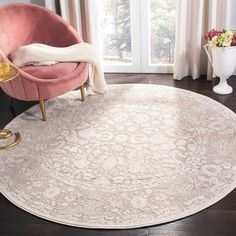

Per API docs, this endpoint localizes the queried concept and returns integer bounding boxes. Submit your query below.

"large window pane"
[101,0,132,65]
[150,0,176,64]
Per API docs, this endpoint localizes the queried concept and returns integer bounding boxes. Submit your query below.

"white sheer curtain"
[44,0,99,44]
[174,0,231,80]
[45,0,84,39]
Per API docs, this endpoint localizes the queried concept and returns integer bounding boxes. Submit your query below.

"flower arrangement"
[205,29,236,48]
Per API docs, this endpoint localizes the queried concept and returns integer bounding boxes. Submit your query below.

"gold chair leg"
[80,84,85,101]
[39,100,47,121]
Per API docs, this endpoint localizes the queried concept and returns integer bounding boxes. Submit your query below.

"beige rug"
[0,84,236,229]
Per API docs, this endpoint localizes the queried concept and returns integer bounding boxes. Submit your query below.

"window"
[90,0,177,73]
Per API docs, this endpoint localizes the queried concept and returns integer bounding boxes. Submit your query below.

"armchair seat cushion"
[21,62,79,80]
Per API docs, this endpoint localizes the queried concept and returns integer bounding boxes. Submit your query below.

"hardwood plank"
[0,74,236,236]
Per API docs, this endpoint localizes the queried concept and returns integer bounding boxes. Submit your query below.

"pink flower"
[205,28,222,40]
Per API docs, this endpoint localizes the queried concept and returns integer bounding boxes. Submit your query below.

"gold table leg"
[0,129,21,150]
[0,63,21,150]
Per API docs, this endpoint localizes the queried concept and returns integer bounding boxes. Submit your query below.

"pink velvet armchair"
[0,3,89,121]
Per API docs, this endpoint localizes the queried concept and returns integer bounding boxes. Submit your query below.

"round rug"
[0,84,236,229]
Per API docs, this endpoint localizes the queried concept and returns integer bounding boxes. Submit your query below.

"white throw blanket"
[10,43,107,94]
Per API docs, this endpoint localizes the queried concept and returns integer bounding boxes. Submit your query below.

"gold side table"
[0,62,21,150]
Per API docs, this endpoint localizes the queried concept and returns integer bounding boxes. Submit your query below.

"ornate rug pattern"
[1,84,236,228]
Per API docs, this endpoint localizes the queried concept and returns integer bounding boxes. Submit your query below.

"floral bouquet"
[204,29,236,48]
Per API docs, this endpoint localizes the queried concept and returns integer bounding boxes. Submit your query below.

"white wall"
[0,0,45,6]
[229,0,236,74]
[0,0,30,4]
[229,0,236,30]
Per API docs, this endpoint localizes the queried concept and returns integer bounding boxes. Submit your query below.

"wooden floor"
[0,74,236,236]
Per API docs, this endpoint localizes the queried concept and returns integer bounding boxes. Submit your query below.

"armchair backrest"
[0,3,82,57]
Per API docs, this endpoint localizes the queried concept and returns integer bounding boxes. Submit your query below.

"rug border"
[1,84,236,229]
